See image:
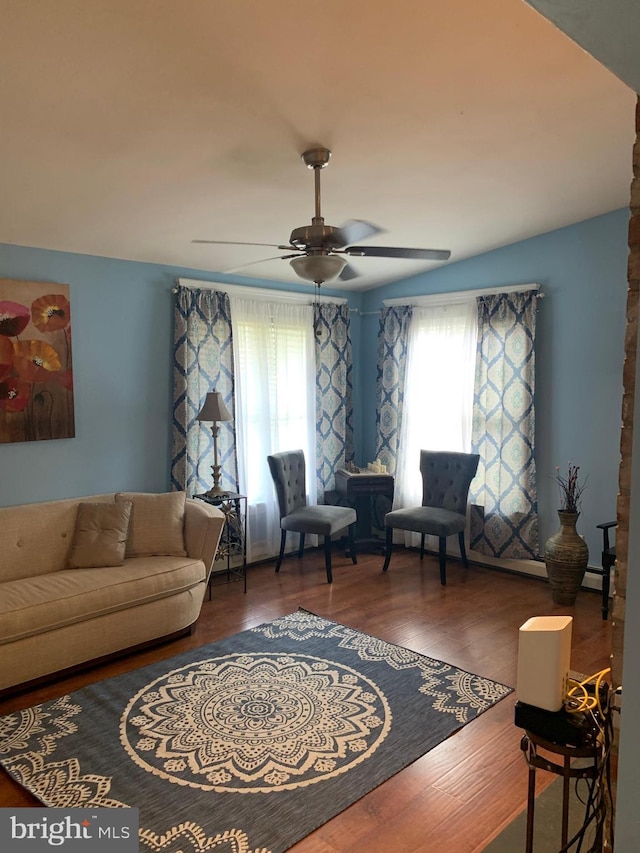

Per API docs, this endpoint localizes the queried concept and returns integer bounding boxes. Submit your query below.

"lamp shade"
[290,254,347,283]
[196,391,232,423]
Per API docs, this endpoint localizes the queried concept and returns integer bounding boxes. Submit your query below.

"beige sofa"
[0,491,225,692]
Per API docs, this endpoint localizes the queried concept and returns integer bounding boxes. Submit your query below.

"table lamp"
[196,391,232,496]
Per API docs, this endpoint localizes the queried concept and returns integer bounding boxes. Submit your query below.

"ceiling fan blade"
[193,239,294,250]
[338,262,360,281]
[337,219,385,246]
[223,253,302,274]
[345,245,451,261]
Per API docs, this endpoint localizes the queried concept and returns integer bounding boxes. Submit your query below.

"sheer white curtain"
[394,301,478,544]
[230,297,316,563]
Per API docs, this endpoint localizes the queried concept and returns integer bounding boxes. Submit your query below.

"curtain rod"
[175,278,347,305]
[383,282,541,308]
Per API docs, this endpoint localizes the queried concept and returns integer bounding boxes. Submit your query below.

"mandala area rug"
[0,610,513,853]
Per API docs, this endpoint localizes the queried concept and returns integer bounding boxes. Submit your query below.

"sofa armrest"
[184,499,225,571]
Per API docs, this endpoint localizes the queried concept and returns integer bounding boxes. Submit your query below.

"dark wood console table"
[335,469,394,550]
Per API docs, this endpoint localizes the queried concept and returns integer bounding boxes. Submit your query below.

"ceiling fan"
[193,147,451,285]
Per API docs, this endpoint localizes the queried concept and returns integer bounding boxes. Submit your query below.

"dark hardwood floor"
[0,547,611,853]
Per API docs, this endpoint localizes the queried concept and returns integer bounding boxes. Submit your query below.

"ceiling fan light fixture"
[193,147,450,281]
[289,254,347,283]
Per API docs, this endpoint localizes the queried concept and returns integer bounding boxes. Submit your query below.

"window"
[381,285,539,559]
[230,297,316,561]
[173,281,352,562]
[394,301,478,510]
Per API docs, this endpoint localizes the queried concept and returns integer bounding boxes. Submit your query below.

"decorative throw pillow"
[68,501,133,569]
[115,491,187,557]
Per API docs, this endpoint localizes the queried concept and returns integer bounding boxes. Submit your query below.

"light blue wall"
[0,209,628,569]
[0,244,362,506]
[359,209,629,565]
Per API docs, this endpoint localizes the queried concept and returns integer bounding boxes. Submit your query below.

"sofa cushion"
[0,555,207,645]
[115,491,187,557]
[68,501,133,568]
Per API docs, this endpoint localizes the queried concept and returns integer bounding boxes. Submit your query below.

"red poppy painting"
[0,279,75,443]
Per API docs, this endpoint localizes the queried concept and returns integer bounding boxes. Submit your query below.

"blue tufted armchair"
[382,450,480,584]
[267,450,358,583]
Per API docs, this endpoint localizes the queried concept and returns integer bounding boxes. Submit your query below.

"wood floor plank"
[0,548,611,852]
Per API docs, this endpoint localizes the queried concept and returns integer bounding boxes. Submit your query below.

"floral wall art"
[0,279,75,443]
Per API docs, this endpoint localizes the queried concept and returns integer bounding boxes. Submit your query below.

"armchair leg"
[438,537,447,585]
[348,523,358,565]
[275,529,287,572]
[382,526,393,572]
[458,531,469,568]
[420,534,425,560]
[324,537,333,584]
[298,533,306,558]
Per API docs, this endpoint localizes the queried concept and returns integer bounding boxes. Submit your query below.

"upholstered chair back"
[420,450,480,514]
[267,450,308,519]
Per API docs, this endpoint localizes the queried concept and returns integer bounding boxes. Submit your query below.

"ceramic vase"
[544,510,589,605]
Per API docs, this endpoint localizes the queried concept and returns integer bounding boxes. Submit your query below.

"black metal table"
[194,492,247,594]
[520,730,602,852]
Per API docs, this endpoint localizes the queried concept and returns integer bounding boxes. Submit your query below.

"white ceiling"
[0,0,635,291]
